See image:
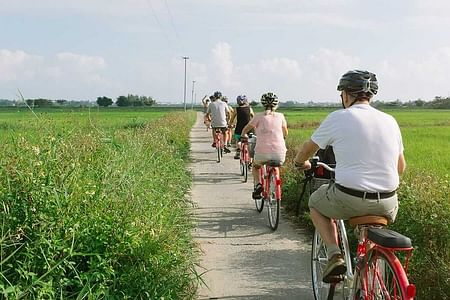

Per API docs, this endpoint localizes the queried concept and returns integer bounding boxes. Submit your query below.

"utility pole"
[191,80,196,110]
[182,56,189,111]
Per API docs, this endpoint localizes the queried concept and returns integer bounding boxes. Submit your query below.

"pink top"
[249,111,287,154]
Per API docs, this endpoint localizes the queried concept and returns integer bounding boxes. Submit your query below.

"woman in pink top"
[241,92,288,199]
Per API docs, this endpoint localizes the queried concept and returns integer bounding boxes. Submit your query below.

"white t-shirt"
[206,100,230,127]
[311,104,404,192]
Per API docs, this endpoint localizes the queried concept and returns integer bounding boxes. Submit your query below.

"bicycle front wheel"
[311,227,352,300]
[311,229,330,300]
[267,170,280,230]
[353,248,409,300]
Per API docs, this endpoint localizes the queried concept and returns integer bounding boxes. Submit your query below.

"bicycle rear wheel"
[243,162,248,182]
[267,170,280,230]
[254,193,264,213]
[353,248,409,300]
[217,144,221,162]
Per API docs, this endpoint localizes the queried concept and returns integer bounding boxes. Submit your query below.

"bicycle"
[255,160,282,231]
[213,128,224,163]
[307,157,416,300]
[238,134,253,183]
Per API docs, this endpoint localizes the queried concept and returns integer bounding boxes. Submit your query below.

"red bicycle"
[309,158,416,300]
[213,128,224,163]
[239,135,252,183]
[255,160,282,231]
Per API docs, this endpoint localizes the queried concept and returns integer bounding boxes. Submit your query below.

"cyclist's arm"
[241,123,255,136]
[294,139,320,168]
[250,107,255,118]
[398,153,406,175]
[228,110,237,125]
[201,95,208,105]
[282,125,288,138]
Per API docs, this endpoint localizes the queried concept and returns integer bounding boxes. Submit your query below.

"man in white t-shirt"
[294,70,406,283]
[206,91,231,153]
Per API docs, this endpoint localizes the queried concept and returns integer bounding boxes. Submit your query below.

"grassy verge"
[1,111,198,299]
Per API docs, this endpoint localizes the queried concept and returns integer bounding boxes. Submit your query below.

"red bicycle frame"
[240,141,249,164]
[354,228,416,299]
[259,164,282,200]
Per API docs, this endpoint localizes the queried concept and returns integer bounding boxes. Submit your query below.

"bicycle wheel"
[243,161,248,183]
[353,248,408,300]
[311,229,330,299]
[217,144,221,163]
[254,191,264,213]
[240,160,245,176]
[311,225,352,300]
[267,170,280,230]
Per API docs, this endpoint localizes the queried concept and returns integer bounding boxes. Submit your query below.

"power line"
[163,0,181,41]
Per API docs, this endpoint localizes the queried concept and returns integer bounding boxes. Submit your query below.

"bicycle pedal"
[323,274,344,284]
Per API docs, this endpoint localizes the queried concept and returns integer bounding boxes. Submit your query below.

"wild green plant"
[1,110,199,299]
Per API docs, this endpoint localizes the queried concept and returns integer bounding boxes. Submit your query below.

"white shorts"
[253,153,285,167]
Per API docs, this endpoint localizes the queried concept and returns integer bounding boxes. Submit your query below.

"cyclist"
[201,95,212,129]
[221,96,234,148]
[294,70,406,283]
[241,92,288,199]
[201,95,210,113]
[206,91,231,153]
[228,95,254,159]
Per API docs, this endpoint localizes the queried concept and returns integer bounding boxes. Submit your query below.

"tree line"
[0,94,156,108]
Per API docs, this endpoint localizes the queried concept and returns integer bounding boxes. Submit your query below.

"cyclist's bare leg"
[310,207,340,256]
[251,164,260,186]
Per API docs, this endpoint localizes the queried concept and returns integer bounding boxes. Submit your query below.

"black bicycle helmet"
[213,91,222,99]
[236,95,248,105]
[337,70,378,96]
[261,92,279,107]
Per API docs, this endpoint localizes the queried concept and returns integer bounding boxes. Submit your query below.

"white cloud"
[0,49,43,81]
[0,49,110,99]
[378,47,450,100]
[211,42,235,88]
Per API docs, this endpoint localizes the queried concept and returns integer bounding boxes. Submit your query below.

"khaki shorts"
[308,182,398,223]
[253,153,286,168]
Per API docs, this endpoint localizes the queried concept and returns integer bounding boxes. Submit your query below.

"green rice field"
[282,108,450,174]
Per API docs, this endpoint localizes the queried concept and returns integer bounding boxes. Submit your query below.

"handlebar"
[311,156,335,172]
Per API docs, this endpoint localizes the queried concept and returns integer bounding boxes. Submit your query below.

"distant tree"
[97,96,113,107]
[116,95,129,107]
[141,96,156,106]
[413,99,425,107]
[56,99,68,106]
[26,98,53,107]
[250,100,259,107]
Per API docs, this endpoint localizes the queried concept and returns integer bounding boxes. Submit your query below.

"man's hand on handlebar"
[294,160,311,170]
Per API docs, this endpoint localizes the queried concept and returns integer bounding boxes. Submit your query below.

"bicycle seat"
[349,215,388,227]
[267,160,282,167]
[367,228,412,249]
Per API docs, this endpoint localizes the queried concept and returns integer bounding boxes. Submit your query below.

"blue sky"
[1,0,450,103]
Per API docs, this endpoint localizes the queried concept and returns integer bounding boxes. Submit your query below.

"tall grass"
[1,110,198,299]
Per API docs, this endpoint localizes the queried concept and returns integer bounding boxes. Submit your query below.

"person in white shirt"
[294,70,406,283]
[206,91,232,153]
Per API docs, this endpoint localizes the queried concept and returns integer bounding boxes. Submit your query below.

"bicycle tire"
[217,144,221,163]
[311,225,352,300]
[240,160,245,176]
[243,162,248,182]
[311,230,329,300]
[353,247,409,300]
[267,170,280,230]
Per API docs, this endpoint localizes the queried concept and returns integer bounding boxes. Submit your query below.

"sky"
[1,0,450,104]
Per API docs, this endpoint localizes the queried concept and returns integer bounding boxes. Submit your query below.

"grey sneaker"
[322,254,346,283]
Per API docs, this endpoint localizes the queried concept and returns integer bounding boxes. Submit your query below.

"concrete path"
[190,113,315,300]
